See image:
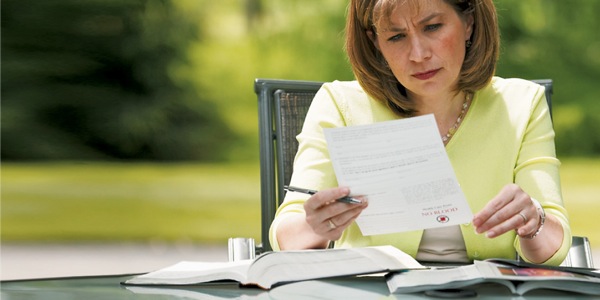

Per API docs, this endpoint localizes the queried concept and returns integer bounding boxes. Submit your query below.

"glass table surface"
[1,273,598,300]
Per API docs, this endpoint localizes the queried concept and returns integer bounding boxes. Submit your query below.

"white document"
[324,114,473,236]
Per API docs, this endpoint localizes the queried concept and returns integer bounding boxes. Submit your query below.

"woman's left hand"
[472,184,540,238]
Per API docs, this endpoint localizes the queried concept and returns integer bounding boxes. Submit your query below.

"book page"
[324,115,473,235]
[387,260,600,295]
[124,246,422,290]
[124,260,252,285]
[247,246,423,289]
[478,260,600,282]
[476,261,600,295]
[386,264,484,294]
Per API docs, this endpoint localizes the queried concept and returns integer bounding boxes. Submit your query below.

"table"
[2,274,598,299]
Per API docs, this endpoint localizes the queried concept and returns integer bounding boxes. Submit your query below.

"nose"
[408,36,431,62]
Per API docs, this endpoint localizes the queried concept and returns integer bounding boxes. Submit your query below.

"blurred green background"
[2,0,599,250]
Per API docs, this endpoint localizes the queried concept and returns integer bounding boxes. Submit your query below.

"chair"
[559,236,595,268]
[254,78,324,254]
[253,78,593,268]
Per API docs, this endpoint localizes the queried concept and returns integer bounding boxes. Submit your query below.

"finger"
[321,207,365,241]
[305,188,365,224]
[308,197,368,240]
[478,196,539,238]
[327,200,368,230]
[475,197,523,234]
[486,212,533,238]
[473,185,519,228]
[516,204,541,238]
[321,222,345,240]
[304,187,352,210]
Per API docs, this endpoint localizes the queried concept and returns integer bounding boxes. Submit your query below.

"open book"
[124,245,423,289]
[387,260,600,296]
[125,285,270,300]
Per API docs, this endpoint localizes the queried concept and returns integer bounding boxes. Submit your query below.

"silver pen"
[284,185,362,204]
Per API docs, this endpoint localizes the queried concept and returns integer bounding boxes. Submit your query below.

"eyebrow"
[384,12,444,32]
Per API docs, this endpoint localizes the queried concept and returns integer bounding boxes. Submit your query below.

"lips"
[412,68,441,80]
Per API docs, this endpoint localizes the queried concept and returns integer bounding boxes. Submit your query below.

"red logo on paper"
[437,215,449,223]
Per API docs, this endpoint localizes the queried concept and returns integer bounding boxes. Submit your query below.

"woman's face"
[370,0,473,100]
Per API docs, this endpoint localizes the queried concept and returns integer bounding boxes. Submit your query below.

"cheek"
[387,56,410,81]
[380,48,409,76]
[439,33,466,63]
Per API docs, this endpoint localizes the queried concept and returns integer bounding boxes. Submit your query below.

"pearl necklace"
[441,92,472,145]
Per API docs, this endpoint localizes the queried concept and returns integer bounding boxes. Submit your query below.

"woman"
[270,0,571,265]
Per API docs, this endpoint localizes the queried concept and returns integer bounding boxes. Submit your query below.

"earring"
[466,40,472,48]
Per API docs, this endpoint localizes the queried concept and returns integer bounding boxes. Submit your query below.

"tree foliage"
[494,0,600,156]
[1,0,237,161]
[2,0,598,161]
[199,0,600,159]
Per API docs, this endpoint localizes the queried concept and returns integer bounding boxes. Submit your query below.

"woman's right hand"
[303,187,368,241]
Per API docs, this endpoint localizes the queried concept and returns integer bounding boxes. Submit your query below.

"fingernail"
[486,231,495,238]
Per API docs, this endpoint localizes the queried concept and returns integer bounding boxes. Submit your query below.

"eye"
[387,33,406,42]
[424,23,442,32]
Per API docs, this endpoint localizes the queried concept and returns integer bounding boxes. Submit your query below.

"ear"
[464,13,474,40]
[367,30,381,50]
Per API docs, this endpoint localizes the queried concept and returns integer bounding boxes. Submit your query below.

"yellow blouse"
[269,77,571,265]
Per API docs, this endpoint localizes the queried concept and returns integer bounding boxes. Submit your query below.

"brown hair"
[345,0,499,116]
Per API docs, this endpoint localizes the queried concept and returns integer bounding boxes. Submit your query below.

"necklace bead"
[442,92,471,145]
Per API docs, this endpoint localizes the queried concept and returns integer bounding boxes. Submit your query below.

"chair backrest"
[254,78,593,268]
[532,79,553,120]
[255,78,323,252]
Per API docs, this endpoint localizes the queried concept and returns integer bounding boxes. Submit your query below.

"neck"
[410,91,466,122]
[409,91,471,144]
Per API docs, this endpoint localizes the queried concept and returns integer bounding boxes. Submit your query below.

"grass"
[1,162,262,244]
[558,158,600,248]
[2,159,599,249]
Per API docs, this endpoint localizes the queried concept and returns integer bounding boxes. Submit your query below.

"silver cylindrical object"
[228,237,256,261]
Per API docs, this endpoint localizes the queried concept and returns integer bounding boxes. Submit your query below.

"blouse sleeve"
[512,84,572,265]
[268,83,347,251]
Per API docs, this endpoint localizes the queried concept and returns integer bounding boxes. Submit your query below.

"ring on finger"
[328,219,338,230]
[518,212,528,224]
